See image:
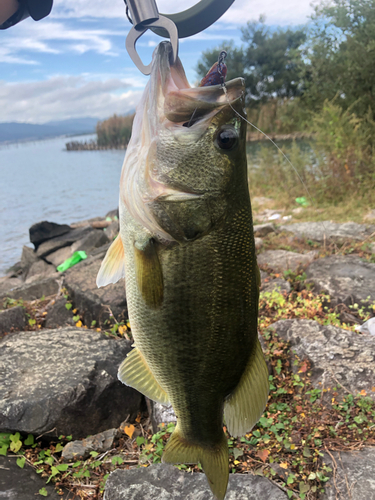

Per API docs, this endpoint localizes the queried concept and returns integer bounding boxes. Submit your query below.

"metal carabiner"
[125,0,178,75]
[124,0,235,75]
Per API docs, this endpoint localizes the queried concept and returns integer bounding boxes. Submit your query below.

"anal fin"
[96,236,125,288]
[134,238,163,308]
[118,347,169,405]
[224,337,269,437]
[162,423,229,500]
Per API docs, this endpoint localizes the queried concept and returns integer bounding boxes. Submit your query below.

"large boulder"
[0,455,73,500]
[257,250,317,274]
[322,448,375,500]
[35,226,93,258]
[305,255,375,307]
[64,251,127,326]
[25,259,58,283]
[0,276,60,302]
[0,306,26,337]
[29,221,71,250]
[44,296,75,329]
[104,463,288,500]
[0,328,142,438]
[280,221,375,243]
[270,319,375,400]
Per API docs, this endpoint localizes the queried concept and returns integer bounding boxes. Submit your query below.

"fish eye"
[215,126,238,151]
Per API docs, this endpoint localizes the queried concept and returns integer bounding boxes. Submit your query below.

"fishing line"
[216,50,323,220]
[221,84,318,211]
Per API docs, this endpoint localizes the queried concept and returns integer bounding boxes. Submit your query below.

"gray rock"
[20,245,38,276]
[322,448,375,500]
[44,297,75,329]
[29,221,71,250]
[104,220,120,241]
[270,319,375,400]
[0,276,60,302]
[35,226,93,258]
[70,229,109,255]
[0,276,23,296]
[0,455,74,500]
[257,250,317,273]
[151,402,176,433]
[25,259,58,283]
[45,246,73,267]
[0,306,26,337]
[70,216,103,229]
[62,428,117,460]
[104,463,287,500]
[280,221,375,243]
[305,255,375,308]
[253,223,275,237]
[254,237,263,250]
[0,328,142,438]
[261,278,291,294]
[260,268,291,293]
[106,208,119,219]
[64,255,127,327]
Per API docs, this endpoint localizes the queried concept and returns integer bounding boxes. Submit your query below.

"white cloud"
[0,75,143,123]
[0,20,125,63]
[52,0,313,25]
[220,0,314,26]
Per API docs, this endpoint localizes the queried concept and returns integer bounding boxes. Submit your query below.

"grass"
[1,181,375,499]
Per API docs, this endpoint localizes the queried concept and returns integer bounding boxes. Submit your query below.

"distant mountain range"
[0,117,98,143]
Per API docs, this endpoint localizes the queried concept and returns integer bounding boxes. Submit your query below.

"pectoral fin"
[96,236,125,288]
[134,238,163,308]
[118,347,169,405]
[224,337,269,437]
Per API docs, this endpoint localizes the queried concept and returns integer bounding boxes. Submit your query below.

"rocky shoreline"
[0,214,374,499]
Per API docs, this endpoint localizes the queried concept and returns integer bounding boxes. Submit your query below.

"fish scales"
[122,203,257,439]
[97,41,269,500]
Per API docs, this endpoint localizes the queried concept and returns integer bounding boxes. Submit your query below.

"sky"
[0,0,317,124]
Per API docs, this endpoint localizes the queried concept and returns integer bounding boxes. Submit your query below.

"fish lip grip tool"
[124,0,235,75]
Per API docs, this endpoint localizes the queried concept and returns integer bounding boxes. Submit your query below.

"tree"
[303,0,375,119]
[241,19,306,103]
[196,18,306,106]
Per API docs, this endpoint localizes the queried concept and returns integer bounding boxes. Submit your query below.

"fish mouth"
[120,42,245,242]
[154,41,245,124]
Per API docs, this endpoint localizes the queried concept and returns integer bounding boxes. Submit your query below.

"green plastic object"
[57,251,87,272]
[295,197,309,207]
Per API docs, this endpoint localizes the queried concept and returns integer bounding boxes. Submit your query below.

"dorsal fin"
[96,236,125,288]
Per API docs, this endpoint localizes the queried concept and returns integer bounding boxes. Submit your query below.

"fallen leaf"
[280,462,288,469]
[299,361,308,373]
[233,460,240,465]
[75,320,82,327]
[256,449,270,462]
[124,425,135,438]
[135,413,141,423]
[360,389,367,396]
[372,387,375,392]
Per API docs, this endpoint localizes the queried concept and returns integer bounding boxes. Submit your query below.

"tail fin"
[162,423,229,500]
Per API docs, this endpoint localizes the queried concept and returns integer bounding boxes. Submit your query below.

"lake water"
[0,134,125,276]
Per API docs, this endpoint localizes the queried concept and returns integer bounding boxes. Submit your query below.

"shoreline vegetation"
[66,0,375,213]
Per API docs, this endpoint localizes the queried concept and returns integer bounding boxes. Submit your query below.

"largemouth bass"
[97,42,269,500]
